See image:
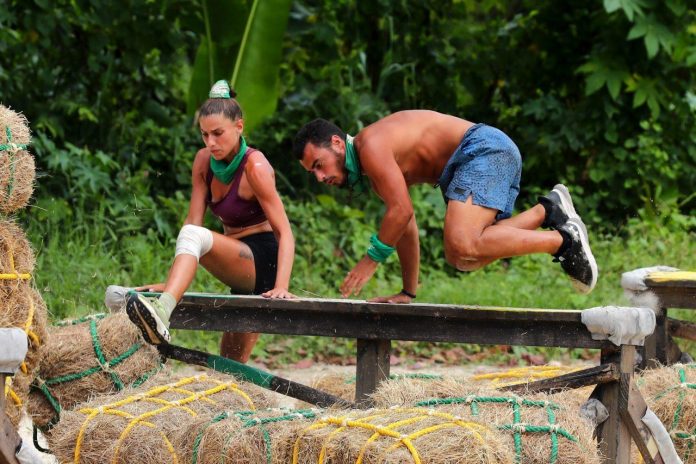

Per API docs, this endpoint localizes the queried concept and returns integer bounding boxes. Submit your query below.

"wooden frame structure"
[638,271,696,366]
[167,293,670,463]
[0,329,26,464]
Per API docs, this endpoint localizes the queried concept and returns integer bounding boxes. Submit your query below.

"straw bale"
[0,219,35,293]
[0,105,31,146]
[48,370,278,464]
[27,313,162,428]
[310,373,355,403]
[470,365,585,388]
[0,148,35,214]
[0,284,48,372]
[179,407,321,464]
[372,377,600,464]
[638,363,696,463]
[291,406,514,463]
[4,367,32,428]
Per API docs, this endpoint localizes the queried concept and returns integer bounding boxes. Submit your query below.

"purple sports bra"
[206,147,268,228]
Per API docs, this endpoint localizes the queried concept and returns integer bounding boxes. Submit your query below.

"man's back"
[354,110,474,185]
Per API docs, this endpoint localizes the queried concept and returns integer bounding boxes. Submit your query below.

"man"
[292,111,597,302]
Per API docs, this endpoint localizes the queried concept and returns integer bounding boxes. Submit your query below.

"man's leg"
[443,196,562,271]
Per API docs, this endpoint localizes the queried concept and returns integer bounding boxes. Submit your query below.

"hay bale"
[470,365,585,388]
[0,219,35,293]
[48,370,278,464]
[638,363,696,463]
[27,313,162,428]
[0,285,48,370]
[180,407,320,464]
[0,106,34,214]
[291,406,513,463]
[4,368,32,428]
[372,377,600,464]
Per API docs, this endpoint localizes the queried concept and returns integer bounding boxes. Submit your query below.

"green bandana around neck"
[209,136,247,184]
[344,135,368,194]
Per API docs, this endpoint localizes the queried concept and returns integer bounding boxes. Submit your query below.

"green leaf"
[645,34,659,58]
[231,0,292,133]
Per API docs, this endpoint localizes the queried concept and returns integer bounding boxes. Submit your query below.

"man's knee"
[444,235,485,262]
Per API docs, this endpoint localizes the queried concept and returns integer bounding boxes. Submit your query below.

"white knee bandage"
[175,224,214,261]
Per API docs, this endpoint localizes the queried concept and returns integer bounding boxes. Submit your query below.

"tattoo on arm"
[239,246,253,260]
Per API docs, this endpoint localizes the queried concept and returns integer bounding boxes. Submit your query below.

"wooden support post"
[594,346,635,464]
[0,374,21,464]
[355,339,391,407]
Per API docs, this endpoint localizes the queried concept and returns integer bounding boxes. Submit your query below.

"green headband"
[209,80,231,99]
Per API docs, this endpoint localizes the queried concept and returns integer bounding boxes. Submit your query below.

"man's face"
[299,135,347,187]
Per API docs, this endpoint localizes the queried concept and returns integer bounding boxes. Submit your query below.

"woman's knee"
[175,224,214,261]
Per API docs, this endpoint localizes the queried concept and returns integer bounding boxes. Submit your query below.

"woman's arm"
[245,151,295,298]
[184,148,211,226]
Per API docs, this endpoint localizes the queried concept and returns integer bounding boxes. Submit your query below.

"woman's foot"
[126,293,171,344]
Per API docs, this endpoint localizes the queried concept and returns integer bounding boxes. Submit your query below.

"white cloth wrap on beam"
[642,408,683,464]
[0,328,28,374]
[621,266,680,310]
[16,439,50,464]
[581,306,656,346]
[104,285,133,313]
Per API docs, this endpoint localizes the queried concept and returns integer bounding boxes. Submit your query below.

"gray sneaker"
[126,293,171,344]
[539,184,588,236]
[555,218,598,294]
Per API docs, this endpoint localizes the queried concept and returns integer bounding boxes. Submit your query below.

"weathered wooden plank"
[0,374,20,464]
[645,271,696,288]
[619,378,664,464]
[668,317,696,340]
[169,294,611,349]
[355,339,391,408]
[500,364,619,394]
[646,287,696,309]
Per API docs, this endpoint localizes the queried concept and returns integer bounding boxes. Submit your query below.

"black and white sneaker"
[126,293,171,345]
[555,217,598,294]
[539,184,587,236]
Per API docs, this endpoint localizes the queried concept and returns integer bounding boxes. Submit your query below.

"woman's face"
[199,114,244,162]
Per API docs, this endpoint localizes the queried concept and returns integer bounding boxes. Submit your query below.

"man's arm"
[340,138,415,297]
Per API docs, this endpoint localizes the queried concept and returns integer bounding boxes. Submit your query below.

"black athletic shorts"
[238,231,278,294]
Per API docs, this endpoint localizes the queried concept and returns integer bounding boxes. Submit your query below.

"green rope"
[89,318,126,389]
[650,364,696,452]
[132,364,163,388]
[54,313,106,327]
[192,412,229,464]
[0,126,28,201]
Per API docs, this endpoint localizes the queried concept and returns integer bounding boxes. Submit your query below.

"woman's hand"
[135,283,166,293]
[368,293,412,304]
[261,287,296,299]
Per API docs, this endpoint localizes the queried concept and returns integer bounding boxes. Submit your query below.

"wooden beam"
[169,294,612,349]
[500,364,619,394]
[355,339,391,408]
[668,317,696,340]
[0,374,20,464]
[619,378,664,464]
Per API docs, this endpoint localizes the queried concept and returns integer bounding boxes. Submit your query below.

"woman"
[126,80,295,363]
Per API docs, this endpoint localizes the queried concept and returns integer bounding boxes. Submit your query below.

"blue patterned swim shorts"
[437,123,522,220]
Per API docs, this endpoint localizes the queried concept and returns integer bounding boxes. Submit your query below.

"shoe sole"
[126,295,170,345]
[553,184,588,236]
[569,218,598,294]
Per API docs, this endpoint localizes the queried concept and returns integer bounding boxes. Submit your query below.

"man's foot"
[555,218,598,294]
[126,293,171,344]
[539,184,587,235]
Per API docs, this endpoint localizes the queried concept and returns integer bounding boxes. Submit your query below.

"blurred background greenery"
[1,0,694,365]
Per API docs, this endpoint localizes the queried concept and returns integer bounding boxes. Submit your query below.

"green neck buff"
[344,135,367,194]
[209,136,247,184]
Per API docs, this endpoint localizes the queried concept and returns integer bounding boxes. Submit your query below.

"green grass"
[23,212,696,368]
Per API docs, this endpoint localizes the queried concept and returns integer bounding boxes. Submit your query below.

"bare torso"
[354,110,474,185]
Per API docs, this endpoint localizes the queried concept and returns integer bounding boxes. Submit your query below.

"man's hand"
[368,293,412,304]
[340,256,379,297]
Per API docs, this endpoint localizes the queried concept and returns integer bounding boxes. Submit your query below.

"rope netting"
[0,241,31,281]
[292,406,500,464]
[72,374,258,464]
[191,408,319,464]
[413,395,578,464]
[32,315,161,425]
[649,364,696,461]
[472,365,584,387]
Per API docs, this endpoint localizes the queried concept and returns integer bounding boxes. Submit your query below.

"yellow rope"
[473,365,582,386]
[292,407,492,464]
[73,375,256,464]
[4,377,22,406]
[0,248,31,280]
